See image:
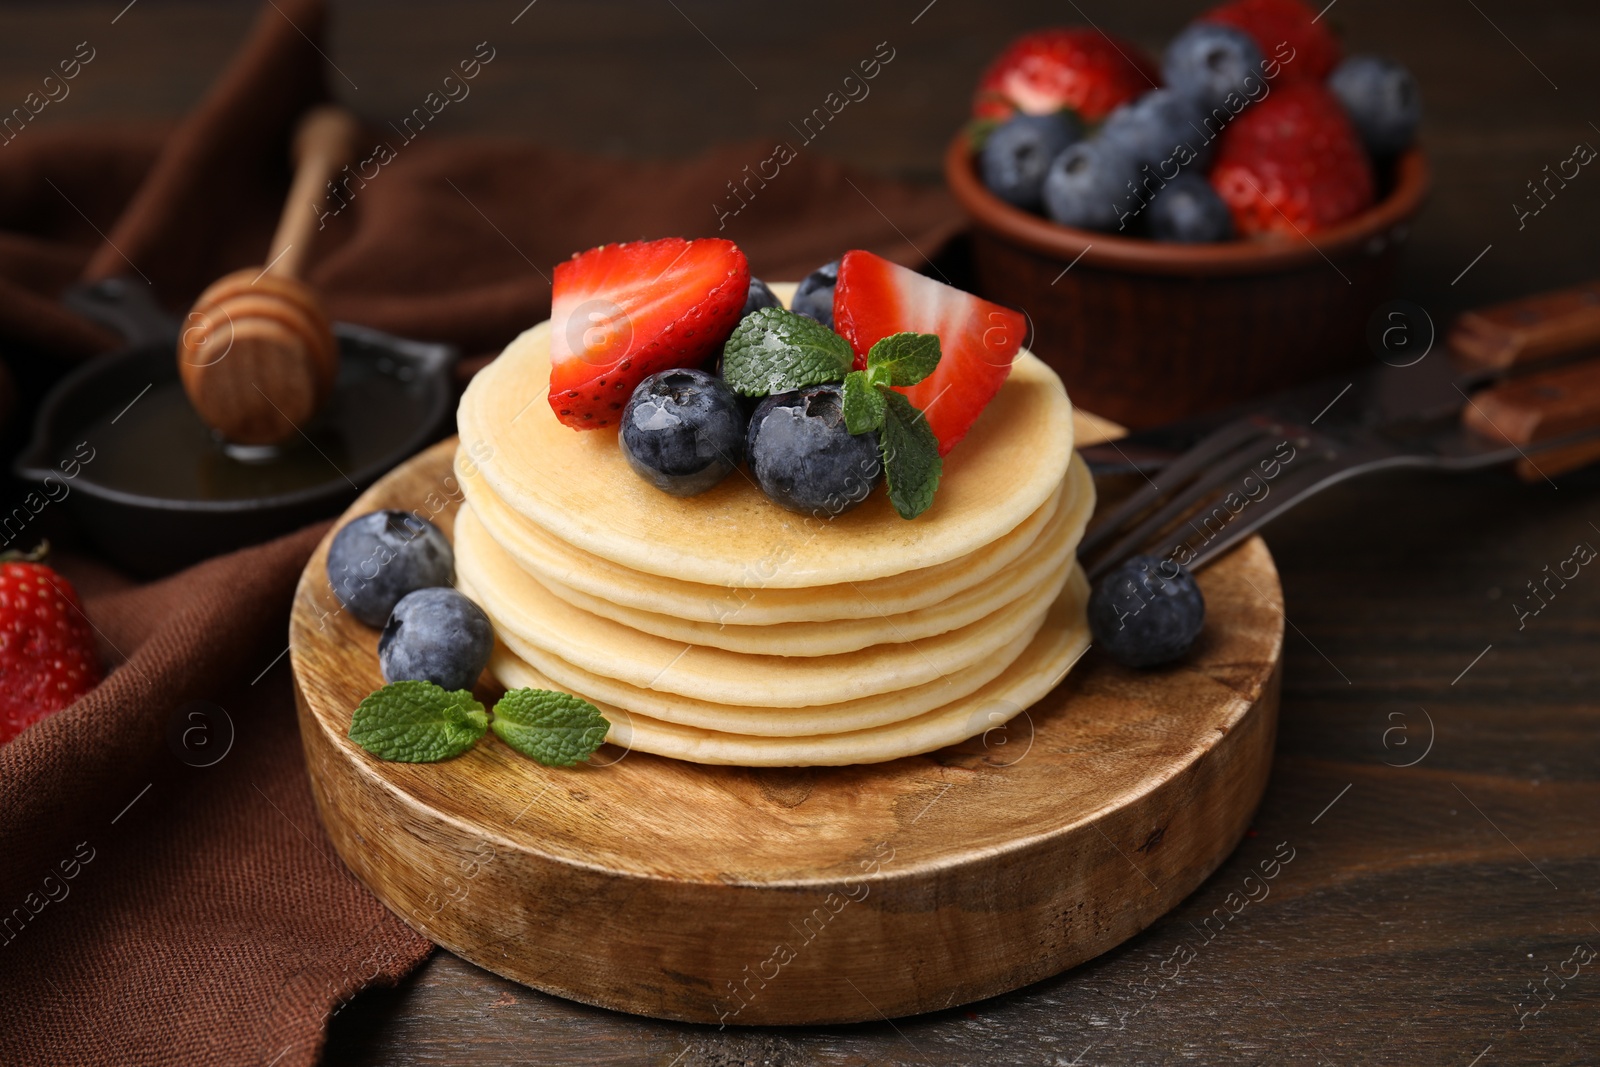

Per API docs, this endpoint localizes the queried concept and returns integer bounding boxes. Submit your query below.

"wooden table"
[16,1,1599,1063]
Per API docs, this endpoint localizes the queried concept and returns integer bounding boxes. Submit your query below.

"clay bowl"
[944,134,1431,429]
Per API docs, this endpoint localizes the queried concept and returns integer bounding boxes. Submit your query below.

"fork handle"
[1462,359,1600,480]
[1449,278,1600,370]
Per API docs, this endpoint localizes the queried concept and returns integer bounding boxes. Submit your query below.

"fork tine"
[1084,431,1291,580]
[1078,417,1271,558]
[1146,448,1366,572]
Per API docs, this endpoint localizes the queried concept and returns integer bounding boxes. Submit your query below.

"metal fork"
[1077,350,1600,581]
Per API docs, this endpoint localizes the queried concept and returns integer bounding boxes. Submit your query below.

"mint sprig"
[861,332,940,388]
[348,681,610,767]
[842,370,886,434]
[879,390,943,520]
[839,332,944,519]
[349,680,487,762]
[490,689,610,767]
[720,307,855,396]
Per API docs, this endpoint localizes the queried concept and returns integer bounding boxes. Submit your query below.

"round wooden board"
[291,435,1284,1026]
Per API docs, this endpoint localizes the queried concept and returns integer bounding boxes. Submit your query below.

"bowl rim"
[944,132,1431,277]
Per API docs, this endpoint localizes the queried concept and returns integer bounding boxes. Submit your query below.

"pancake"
[459,453,1087,625]
[456,320,1076,587]
[478,566,1088,736]
[489,569,1093,766]
[456,532,1072,706]
[486,621,1020,736]
[507,472,1088,654]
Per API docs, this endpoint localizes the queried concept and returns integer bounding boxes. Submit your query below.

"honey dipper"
[178,105,359,446]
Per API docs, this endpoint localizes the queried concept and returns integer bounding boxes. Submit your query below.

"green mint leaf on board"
[491,688,610,767]
[720,307,855,397]
[348,680,487,762]
[878,390,943,520]
[866,332,940,387]
[842,371,886,435]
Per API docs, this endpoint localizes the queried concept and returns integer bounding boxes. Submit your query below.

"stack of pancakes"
[453,291,1095,767]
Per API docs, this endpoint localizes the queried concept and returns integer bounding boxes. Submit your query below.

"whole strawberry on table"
[0,545,102,746]
[972,0,1422,242]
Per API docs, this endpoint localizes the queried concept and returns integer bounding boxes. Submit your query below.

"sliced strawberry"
[548,237,749,429]
[1198,0,1341,83]
[1210,81,1375,235]
[973,28,1158,124]
[833,251,1026,457]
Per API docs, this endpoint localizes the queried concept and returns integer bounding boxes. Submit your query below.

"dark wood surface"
[12,1,1600,1063]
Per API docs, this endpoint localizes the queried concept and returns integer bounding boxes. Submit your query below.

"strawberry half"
[973,28,1158,124]
[548,237,749,429]
[833,251,1026,457]
[1199,0,1341,83]
[1210,81,1375,236]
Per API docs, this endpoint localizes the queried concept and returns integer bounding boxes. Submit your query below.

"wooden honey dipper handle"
[179,106,358,446]
[269,106,359,281]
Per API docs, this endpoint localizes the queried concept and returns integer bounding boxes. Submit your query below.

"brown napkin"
[0,1,960,1065]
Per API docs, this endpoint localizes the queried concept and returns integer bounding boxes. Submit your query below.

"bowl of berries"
[945,0,1430,428]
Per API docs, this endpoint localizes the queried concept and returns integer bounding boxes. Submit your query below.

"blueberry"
[789,260,839,327]
[980,112,1084,211]
[746,384,881,517]
[1147,173,1235,243]
[741,276,782,318]
[1328,54,1421,156]
[379,587,493,691]
[1099,89,1214,172]
[1088,555,1206,668]
[1042,140,1140,232]
[620,369,746,496]
[1161,24,1265,112]
[326,510,454,627]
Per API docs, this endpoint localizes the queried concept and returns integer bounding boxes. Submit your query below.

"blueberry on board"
[980,112,1085,211]
[789,260,839,327]
[1099,88,1214,172]
[1042,140,1140,232]
[746,384,881,518]
[326,510,454,627]
[1088,555,1206,668]
[379,587,494,692]
[620,369,746,496]
[1161,24,1265,112]
[741,277,783,318]
[1328,54,1422,156]
[1147,173,1235,243]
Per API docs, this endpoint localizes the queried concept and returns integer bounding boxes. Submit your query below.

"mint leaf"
[878,390,943,520]
[491,688,610,767]
[349,681,487,762]
[866,332,940,387]
[842,371,886,435]
[720,307,855,397]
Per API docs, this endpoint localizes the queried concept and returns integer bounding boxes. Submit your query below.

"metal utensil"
[1079,280,1600,579]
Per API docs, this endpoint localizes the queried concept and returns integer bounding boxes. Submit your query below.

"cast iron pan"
[15,278,458,576]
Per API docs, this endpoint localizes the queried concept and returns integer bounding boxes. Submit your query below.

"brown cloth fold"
[0,1,959,1065]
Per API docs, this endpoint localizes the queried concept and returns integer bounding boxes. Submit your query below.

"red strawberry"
[973,28,1158,124]
[1198,0,1341,83]
[833,251,1026,457]
[548,237,749,429]
[1210,81,1375,236]
[0,552,101,746]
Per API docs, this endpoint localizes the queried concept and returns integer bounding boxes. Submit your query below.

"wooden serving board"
[290,434,1284,1026]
